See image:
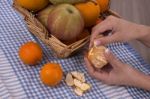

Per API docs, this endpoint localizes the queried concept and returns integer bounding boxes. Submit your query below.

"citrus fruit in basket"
[19,41,43,65]
[96,0,109,13]
[40,63,63,86]
[16,0,49,12]
[75,1,100,27]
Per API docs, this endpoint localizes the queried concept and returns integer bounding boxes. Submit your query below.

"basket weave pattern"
[13,1,90,58]
[13,0,120,58]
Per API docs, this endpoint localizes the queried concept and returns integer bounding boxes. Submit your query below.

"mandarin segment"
[65,71,91,96]
[71,71,85,82]
[74,87,83,96]
[88,45,108,68]
[65,73,74,86]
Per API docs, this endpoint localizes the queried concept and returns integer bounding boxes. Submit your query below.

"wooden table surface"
[110,0,150,63]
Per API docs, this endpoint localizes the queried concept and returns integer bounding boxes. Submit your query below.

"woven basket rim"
[12,0,120,58]
[12,1,91,58]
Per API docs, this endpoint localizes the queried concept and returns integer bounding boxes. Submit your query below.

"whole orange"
[16,0,49,12]
[19,41,43,65]
[96,0,109,13]
[75,1,100,27]
[40,63,63,86]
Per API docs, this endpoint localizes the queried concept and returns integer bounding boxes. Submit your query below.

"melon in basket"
[47,4,84,41]
[49,0,86,5]
[37,5,55,27]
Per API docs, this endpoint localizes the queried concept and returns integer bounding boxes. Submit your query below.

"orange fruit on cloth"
[16,0,49,12]
[75,1,100,27]
[19,41,43,65]
[96,0,109,13]
[40,63,63,86]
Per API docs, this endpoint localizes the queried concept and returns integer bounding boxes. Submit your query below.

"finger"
[90,24,109,48]
[89,20,112,48]
[92,70,109,82]
[89,34,104,48]
[101,64,113,73]
[104,49,123,68]
[94,34,117,46]
[84,56,95,75]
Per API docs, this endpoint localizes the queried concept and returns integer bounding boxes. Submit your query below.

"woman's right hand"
[84,49,150,91]
[90,16,150,47]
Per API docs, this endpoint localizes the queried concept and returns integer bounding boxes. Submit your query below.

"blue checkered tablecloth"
[0,0,150,99]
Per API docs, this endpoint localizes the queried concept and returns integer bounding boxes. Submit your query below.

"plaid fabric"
[0,0,150,98]
[0,49,27,99]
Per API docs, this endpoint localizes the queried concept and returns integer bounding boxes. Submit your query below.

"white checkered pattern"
[0,0,150,99]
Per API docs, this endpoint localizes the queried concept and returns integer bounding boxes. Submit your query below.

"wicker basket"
[13,0,120,58]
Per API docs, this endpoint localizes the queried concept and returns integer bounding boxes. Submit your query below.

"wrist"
[127,69,150,90]
[136,25,150,47]
[134,74,150,91]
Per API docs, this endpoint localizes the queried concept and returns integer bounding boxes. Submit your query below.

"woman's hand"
[90,16,150,47]
[84,49,150,90]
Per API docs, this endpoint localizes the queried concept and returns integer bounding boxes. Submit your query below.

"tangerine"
[40,63,63,86]
[75,1,100,27]
[19,41,42,65]
[16,0,49,12]
[96,0,109,13]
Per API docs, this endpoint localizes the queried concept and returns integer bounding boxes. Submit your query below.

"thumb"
[94,34,117,46]
[104,49,123,68]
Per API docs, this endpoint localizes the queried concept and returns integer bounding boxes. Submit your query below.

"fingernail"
[94,40,101,47]
[105,48,110,54]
